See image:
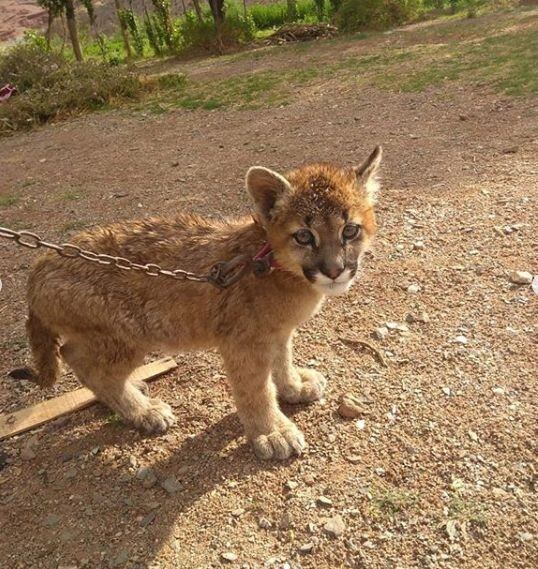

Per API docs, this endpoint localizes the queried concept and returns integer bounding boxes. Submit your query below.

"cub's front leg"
[221,346,305,460]
[271,335,327,404]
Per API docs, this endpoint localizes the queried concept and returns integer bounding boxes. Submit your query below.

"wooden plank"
[0,357,177,440]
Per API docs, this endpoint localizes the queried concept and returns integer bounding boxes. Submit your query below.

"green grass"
[386,27,538,95]
[447,493,487,526]
[62,220,87,234]
[0,194,19,207]
[61,190,83,202]
[369,486,419,519]
[155,20,536,113]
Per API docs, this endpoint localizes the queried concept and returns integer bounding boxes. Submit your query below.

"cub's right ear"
[246,167,292,222]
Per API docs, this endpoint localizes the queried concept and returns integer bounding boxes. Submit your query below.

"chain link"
[0,226,235,286]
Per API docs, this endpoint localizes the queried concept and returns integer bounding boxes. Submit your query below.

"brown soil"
[0,11,537,569]
[0,0,47,43]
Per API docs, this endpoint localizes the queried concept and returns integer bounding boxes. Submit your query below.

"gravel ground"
[0,10,537,569]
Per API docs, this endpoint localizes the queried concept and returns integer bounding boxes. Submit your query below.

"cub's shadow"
[31,401,305,566]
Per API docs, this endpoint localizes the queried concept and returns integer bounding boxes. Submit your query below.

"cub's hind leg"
[60,339,175,434]
[271,335,326,404]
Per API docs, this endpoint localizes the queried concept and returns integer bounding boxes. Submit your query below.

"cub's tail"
[9,312,60,387]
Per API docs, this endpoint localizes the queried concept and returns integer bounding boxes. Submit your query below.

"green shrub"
[336,0,422,32]
[247,0,326,29]
[0,42,141,134]
[178,10,254,53]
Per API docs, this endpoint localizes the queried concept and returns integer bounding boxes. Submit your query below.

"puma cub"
[20,146,382,460]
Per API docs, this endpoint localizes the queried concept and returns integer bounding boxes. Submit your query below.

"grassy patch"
[62,220,87,234]
[369,485,419,519]
[61,190,83,202]
[447,492,487,526]
[380,26,538,95]
[0,194,20,207]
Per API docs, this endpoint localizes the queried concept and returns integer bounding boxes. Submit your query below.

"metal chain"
[0,226,237,287]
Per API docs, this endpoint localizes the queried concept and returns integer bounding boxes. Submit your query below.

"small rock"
[64,467,77,480]
[221,551,238,563]
[298,542,314,554]
[258,517,272,529]
[385,321,409,332]
[468,430,479,442]
[139,511,157,528]
[279,512,293,529]
[338,393,367,419]
[317,496,333,507]
[161,476,181,494]
[20,435,39,461]
[492,387,505,395]
[137,466,158,489]
[373,326,389,340]
[110,549,129,568]
[346,454,361,464]
[43,513,60,528]
[285,480,298,491]
[405,311,430,324]
[454,335,468,345]
[510,271,532,285]
[375,467,386,476]
[356,419,366,430]
[459,114,468,121]
[407,284,421,294]
[231,508,245,517]
[323,515,345,538]
[413,241,425,250]
[518,532,533,542]
[21,446,36,461]
[129,455,137,468]
[442,387,451,397]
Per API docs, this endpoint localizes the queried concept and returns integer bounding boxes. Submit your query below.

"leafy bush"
[0,42,141,134]
[336,0,422,32]
[178,10,254,53]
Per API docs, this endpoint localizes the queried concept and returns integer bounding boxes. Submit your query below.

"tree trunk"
[287,0,297,22]
[113,0,133,59]
[192,0,203,22]
[64,0,83,61]
[208,0,225,54]
[45,8,54,49]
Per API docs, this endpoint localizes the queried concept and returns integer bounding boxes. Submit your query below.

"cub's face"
[246,146,382,296]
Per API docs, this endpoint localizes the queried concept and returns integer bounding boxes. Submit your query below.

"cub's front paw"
[251,421,305,461]
[279,368,327,404]
[132,399,176,435]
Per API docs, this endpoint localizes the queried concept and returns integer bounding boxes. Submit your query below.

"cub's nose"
[321,264,345,280]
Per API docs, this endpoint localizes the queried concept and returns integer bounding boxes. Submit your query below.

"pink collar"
[252,242,280,276]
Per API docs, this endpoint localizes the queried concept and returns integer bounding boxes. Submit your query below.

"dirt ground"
[0,9,537,569]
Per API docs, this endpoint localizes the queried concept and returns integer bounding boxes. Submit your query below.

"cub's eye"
[342,223,361,241]
[294,228,315,246]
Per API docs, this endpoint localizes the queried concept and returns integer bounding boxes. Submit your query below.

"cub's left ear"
[353,145,382,201]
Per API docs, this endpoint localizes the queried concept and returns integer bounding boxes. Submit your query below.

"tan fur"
[23,147,382,460]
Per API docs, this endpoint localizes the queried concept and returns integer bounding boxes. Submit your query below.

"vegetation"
[0,0,527,134]
[0,42,142,133]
